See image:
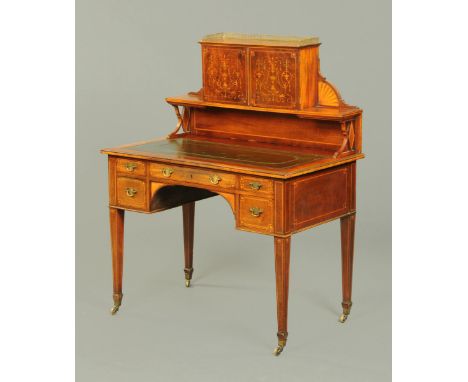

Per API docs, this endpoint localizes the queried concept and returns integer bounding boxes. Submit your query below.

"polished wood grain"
[274,236,291,355]
[102,33,363,355]
[340,213,356,321]
[190,108,344,151]
[116,158,147,177]
[109,207,124,314]
[202,46,247,104]
[250,48,297,109]
[238,195,274,233]
[290,166,349,231]
[239,175,274,195]
[116,177,147,210]
[166,92,361,121]
[183,202,195,287]
[298,46,319,108]
[149,162,237,189]
[102,136,364,179]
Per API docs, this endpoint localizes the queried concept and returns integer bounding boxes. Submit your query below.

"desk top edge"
[101,137,364,179]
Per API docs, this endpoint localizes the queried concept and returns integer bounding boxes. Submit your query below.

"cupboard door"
[202,46,247,104]
[250,48,297,109]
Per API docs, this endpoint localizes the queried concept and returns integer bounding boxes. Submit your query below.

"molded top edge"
[199,33,320,47]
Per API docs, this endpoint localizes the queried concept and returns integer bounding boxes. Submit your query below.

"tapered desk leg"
[183,202,195,288]
[109,207,124,315]
[273,236,291,356]
[339,213,356,323]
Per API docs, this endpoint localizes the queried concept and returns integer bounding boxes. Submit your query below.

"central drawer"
[149,163,237,190]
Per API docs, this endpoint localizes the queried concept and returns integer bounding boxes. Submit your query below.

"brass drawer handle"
[209,175,222,185]
[125,162,137,172]
[249,207,263,217]
[161,168,174,177]
[125,187,137,197]
[249,182,262,191]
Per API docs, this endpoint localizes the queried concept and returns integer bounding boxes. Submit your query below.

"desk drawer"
[149,163,237,190]
[116,177,147,210]
[116,159,146,176]
[238,196,274,233]
[239,176,274,196]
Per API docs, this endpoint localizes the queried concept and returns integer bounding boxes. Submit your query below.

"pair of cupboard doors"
[201,44,319,110]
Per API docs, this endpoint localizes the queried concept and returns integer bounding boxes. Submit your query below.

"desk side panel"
[288,164,354,232]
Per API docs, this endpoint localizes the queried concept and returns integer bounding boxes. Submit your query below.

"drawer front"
[149,163,237,190]
[239,176,274,196]
[116,159,146,177]
[239,196,274,233]
[116,177,147,210]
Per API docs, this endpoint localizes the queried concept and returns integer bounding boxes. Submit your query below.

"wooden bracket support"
[167,105,191,137]
[333,120,356,158]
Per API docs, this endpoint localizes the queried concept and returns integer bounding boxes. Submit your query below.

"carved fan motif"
[318,80,340,107]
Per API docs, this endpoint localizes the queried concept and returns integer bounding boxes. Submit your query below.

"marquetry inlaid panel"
[250,49,297,109]
[202,46,247,104]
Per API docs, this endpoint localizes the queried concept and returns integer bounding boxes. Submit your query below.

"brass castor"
[184,267,193,288]
[273,332,287,356]
[273,345,284,356]
[110,293,122,315]
[338,313,348,323]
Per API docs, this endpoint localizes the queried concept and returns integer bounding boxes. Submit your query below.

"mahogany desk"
[101,33,364,356]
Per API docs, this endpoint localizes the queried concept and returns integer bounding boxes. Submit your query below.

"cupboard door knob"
[249,207,263,217]
[209,175,221,185]
[161,168,174,177]
[125,187,137,197]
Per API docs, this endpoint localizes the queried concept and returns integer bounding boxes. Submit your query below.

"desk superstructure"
[101,33,364,356]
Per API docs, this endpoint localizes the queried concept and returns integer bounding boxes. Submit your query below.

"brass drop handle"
[249,182,262,191]
[249,207,263,217]
[209,175,222,185]
[125,162,137,172]
[161,168,174,177]
[125,187,137,197]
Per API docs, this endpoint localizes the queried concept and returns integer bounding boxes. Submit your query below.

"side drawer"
[239,176,274,196]
[238,195,274,233]
[116,159,147,177]
[116,177,147,210]
[149,163,237,190]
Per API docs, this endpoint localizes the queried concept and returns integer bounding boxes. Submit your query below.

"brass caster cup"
[110,305,120,315]
[185,279,191,288]
[273,345,284,356]
[338,313,348,323]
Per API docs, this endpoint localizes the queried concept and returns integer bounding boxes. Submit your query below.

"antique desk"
[101,33,364,356]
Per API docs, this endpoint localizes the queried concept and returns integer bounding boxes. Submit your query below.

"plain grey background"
[76,0,391,381]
